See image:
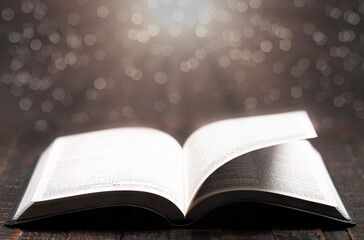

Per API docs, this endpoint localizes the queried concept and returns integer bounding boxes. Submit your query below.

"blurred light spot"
[269,88,281,100]
[48,31,61,44]
[154,72,168,84]
[338,30,356,42]
[53,88,66,100]
[195,48,207,60]
[9,32,21,43]
[94,49,106,60]
[122,105,133,117]
[169,25,182,36]
[97,5,109,18]
[260,40,273,53]
[1,73,13,84]
[245,97,258,109]
[294,0,306,7]
[30,39,42,51]
[169,92,181,104]
[21,1,34,13]
[243,27,255,38]
[2,8,15,21]
[196,26,207,38]
[330,8,342,19]
[237,2,248,12]
[154,100,166,112]
[241,49,252,61]
[252,50,265,63]
[65,52,78,65]
[279,39,292,51]
[291,66,303,78]
[298,57,311,70]
[249,0,262,9]
[34,3,48,20]
[180,61,189,72]
[77,0,88,6]
[219,56,231,68]
[344,11,360,25]
[132,13,143,24]
[41,101,53,112]
[334,96,345,107]
[34,119,48,131]
[291,86,303,98]
[19,97,32,110]
[313,31,327,45]
[147,24,160,36]
[84,34,96,46]
[94,77,107,90]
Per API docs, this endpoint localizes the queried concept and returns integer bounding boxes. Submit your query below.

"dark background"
[0,0,364,239]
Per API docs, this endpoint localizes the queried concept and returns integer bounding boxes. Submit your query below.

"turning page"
[192,141,338,209]
[183,111,317,208]
[188,140,350,220]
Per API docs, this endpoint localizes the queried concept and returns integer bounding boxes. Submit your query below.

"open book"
[6,111,356,226]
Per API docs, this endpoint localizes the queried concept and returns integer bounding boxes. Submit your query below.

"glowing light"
[169,25,181,36]
[147,0,214,36]
[195,26,207,38]
[147,24,160,36]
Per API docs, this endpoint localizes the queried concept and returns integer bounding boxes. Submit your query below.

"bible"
[5,111,356,226]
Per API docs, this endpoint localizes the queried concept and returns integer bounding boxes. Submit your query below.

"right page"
[189,140,349,220]
[182,111,317,208]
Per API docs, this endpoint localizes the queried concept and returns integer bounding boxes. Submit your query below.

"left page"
[15,128,185,219]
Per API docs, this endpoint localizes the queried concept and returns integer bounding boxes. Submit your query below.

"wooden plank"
[121,230,170,240]
[321,229,350,240]
[0,137,18,176]
[170,229,222,240]
[272,229,323,240]
[18,231,69,240]
[68,230,120,240]
[222,229,275,240]
[337,126,364,240]
[0,136,23,240]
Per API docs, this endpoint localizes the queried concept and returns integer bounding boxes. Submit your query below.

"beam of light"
[147,0,214,37]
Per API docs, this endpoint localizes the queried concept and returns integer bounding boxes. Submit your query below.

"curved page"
[183,111,317,207]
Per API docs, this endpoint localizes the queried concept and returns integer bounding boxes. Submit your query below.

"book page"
[13,144,53,220]
[190,140,349,219]
[193,140,335,206]
[183,111,317,207]
[32,128,185,213]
